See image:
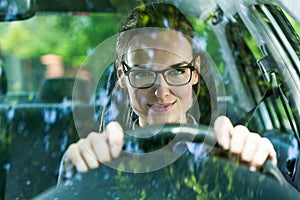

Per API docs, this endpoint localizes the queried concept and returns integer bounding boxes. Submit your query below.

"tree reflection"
[45,149,299,200]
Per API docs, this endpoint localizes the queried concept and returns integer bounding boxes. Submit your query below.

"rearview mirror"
[0,0,35,21]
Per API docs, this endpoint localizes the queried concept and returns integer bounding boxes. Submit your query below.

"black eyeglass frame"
[121,60,196,89]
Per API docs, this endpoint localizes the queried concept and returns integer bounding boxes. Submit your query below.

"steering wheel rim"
[123,123,216,150]
[98,123,214,173]
[35,123,299,200]
[123,123,288,184]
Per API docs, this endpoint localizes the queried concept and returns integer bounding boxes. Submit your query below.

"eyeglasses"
[121,60,195,89]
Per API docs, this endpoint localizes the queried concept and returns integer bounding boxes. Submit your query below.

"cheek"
[127,88,149,106]
[175,85,194,107]
[178,83,193,95]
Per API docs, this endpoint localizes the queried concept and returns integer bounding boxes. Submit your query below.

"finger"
[88,132,112,163]
[65,143,89,173]
[269,145,278,166]
[230,125,248,154]
[104,122,124,159]
[214,116,234,150]
[240,132,260,163]
[251,138,277,167]
[77,139,100,170]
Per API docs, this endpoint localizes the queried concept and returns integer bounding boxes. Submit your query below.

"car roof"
[34,0,300,24]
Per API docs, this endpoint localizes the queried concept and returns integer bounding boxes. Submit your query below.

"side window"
[253,4,299,136]
[225,16,269,133]
[225,5,300,138]
[266,5,300,61]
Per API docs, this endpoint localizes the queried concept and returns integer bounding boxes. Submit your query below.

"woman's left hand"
[213,116,277,171]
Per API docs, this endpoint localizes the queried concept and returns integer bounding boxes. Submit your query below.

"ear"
[115,61,127,88]
[191,55,200,85]
[195,55,201,72]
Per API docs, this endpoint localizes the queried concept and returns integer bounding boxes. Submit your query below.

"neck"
[138,115,188,127]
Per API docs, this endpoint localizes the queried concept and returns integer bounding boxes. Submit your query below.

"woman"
[60,2,277,178]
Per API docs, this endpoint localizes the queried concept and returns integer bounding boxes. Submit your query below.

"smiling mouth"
[148,101,176,113]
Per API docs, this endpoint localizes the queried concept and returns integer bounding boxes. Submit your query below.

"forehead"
[124,29,193,64]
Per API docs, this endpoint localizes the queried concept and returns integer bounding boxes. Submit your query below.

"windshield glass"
[0,14,119,96]
[0,1,300,199]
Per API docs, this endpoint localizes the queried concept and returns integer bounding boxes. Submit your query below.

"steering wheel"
[122,123,216,151]
[34,124,299,200]
[123,123,287,184]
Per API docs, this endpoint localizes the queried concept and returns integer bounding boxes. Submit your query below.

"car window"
[225,16,268,133]
[225,11,299,136]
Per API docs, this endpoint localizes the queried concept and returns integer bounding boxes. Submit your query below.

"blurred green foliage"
[43,150,296,199]
[0,12,222,70]
[0,13,121,67]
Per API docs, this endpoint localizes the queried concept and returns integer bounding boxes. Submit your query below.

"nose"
[154,74,170,98]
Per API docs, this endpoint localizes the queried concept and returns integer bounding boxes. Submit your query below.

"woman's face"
[118,29,199,126]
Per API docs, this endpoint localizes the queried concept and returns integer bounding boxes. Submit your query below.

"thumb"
[213,116,234,150]
[104,121,124,159]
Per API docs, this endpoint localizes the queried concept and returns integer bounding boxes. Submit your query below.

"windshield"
[0,13,119,96]
[0,1,300,199]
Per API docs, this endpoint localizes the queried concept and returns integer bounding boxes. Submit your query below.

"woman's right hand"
[64,122,124,173]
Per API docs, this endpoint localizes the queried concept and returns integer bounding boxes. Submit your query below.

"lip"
[148,101,176,113]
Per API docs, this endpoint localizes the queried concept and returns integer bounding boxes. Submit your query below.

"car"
[0,0,299,199]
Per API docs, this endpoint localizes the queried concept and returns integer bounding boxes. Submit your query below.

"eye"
[132,71,152,79]
[168,68,187,76]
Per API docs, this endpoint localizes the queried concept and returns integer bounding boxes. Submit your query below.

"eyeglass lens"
[129,67,192,88]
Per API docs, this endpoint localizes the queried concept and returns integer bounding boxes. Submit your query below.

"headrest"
[0,65,7,96]
[39,77,91,103]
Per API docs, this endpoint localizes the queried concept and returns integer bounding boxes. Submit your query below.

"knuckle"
[261,137,271,145]
[89,163,99,169]
[77,164,88,173]
[88,132,107,146]
[66,144,80,159]
[247,132,261,142]
[67,143,77,151]
[252,159,264,167]
[241,152,252,162]
[87,132,100,140]
[260,138,274,151]
[214,116,232,131]
[215,115,230,124]
[78,140,91,154]
[234,125,249,133]
[214,116,231,128]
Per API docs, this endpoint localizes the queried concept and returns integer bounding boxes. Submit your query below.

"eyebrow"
[169,61,191,67]
[132,61,191,69]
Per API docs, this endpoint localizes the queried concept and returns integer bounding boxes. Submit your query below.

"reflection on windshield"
[1,1,299,199]
[1,103,100,199]
[34,149,299,200]
[0,14,120,95]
